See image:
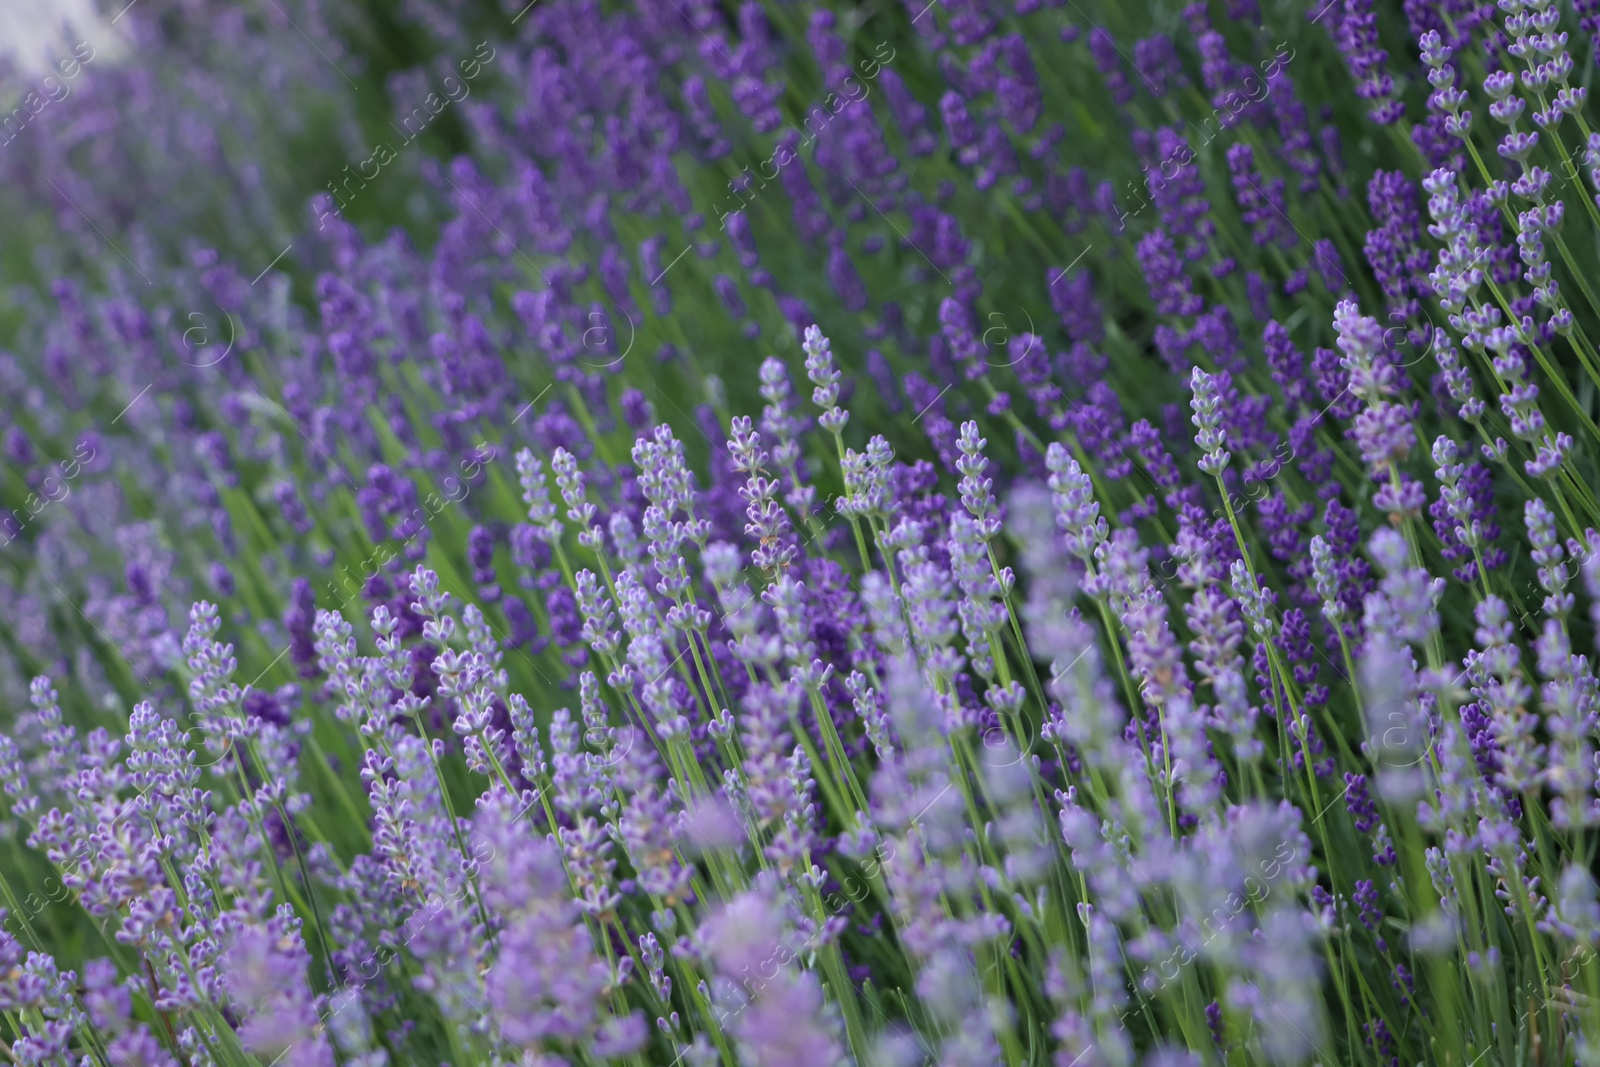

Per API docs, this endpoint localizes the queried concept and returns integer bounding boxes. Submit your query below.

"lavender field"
[0,0,1595,1064]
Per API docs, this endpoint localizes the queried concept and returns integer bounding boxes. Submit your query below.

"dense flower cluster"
[5,0,1600,1065]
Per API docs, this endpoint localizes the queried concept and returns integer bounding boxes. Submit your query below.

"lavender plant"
[7,0,1600,1063]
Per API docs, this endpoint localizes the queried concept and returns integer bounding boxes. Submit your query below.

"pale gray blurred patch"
[0,0,125,85]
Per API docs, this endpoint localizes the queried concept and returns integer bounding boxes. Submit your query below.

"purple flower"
[1226,143,1293,249]
[1138,228,1203,317]
[1188,367,1231,475]
[225,925,335,1067]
